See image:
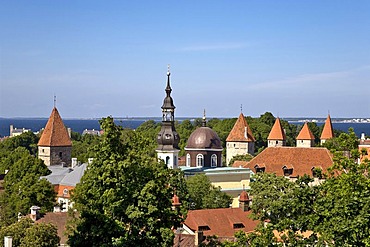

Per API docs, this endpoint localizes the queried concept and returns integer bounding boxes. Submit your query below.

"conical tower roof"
[296,122,315,140]
[38,107,72,147]
[320,114,334,140]
[226,113,255,142]
[267,118,286,141]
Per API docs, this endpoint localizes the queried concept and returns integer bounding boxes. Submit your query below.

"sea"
[0,117,369,138]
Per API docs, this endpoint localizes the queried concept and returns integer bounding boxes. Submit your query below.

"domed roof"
[185,126,223,150]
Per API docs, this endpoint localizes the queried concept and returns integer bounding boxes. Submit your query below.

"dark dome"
[185,127,222,149]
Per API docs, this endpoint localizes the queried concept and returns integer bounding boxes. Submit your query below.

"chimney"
[4,236,12,247]
[239,190,250,212]
[67,128,72,138]
[71,158,78,168]
[30,206,41,221]
[244,126,248,140]
[9,125,13,136]
[361,133,366,141]
[194,231,204,246]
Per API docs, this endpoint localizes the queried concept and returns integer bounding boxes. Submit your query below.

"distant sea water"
[0,117,369,138]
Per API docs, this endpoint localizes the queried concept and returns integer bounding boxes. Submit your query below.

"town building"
[176,190,258,246]
[234,147,333,184]
[156,67,180,169]
[9,125,31,137]
[38,107,72,166]
[320,114,334,145]
[267,117,286,147]
[226,113,255,165]
[184,112,223,168]
[296,122,315,148]
[359,133,370,162]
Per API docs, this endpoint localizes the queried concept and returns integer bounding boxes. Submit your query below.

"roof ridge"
[296,122,315,140]
[38,107,72,147]
[226,113,255,142]
[320,114,334,140]
[267,118,286,140]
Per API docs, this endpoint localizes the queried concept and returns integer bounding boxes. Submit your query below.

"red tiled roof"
[54,185,75,199]
[38,107,72,147]
[184,208,258,238]
[320,115,334,140]
[267,118,286,141]
[239,191,249,202]
[236,147,333,177]
[296,122,314,140]
[173,234,195,247]
[226,113,255,142]
[37,212,68,245]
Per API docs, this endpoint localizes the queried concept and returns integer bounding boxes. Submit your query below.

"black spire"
[156,65,180,150]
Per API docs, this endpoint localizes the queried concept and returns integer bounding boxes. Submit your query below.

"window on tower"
[196,154,204,167]
[211,154,217,167]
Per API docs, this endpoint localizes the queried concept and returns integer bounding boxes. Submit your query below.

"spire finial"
[240,104,243,113]
[202,109,207,127]
[167,64,170,76]
[54,94,56,108]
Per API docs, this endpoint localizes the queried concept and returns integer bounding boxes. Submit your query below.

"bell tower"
[156,65,180,169]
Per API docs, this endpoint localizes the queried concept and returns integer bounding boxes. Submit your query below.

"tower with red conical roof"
[38,107,72,166]
[296,122,315,147]
[226,113,255,165]
[320,114,334,145]
[267,117,286,147]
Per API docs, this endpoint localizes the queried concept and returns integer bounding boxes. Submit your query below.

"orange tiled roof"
[320,115,334,140]
[235,147,333,177]
[226,113,255,142]
[267,118,286,140]
[54,185,75,199]
[296,122,314,140]
[38,107,72,147]
[184,208,258,238]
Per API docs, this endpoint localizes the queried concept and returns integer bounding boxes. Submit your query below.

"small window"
[59,152,63,158]
[211,154,217,167]
[196,154,204,167]
[165,156,170,165]
[233,223,245,229]
[254,165,265,173]
[186,154,191,167]
[63,188,69,196]
[276,140,278,144]
[198,225,210,231]
[282,166,293,176]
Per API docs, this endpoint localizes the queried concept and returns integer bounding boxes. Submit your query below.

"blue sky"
[1,1,370,118]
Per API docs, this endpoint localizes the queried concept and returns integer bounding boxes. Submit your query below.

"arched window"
[165,156,170,165]
[186,154,191,167]
[211,154,217,167]
[196,154,204,167]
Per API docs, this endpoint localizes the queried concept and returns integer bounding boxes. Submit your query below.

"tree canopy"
[0,146,55,226]
[186,173,232,210]
[0,218,59,247]
[68,117,188,247]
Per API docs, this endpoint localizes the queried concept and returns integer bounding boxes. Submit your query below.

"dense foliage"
[0,218,59,247]
[71,131,101,163]
[186,174,232,209]
[0,133,55,227]
[68,117,188,247]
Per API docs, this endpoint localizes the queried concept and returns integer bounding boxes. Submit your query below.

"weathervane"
[167,64,170,75]
[240,104,243,113]
[54,94,56,108]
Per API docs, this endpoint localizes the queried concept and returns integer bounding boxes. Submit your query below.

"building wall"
[226,142,254,165]
[186,150,222,168]
[38,146,71,166]
[296,139,314,148]
[268,139,286,147]
[157,150,179,169]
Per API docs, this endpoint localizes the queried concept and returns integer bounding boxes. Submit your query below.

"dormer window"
[233,223,245,229]
[282,166,293,176]
[254,165,265,173]
[198,225,210,231]
[63,188,69,196]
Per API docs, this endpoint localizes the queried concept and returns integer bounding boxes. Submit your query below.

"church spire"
[156,66,180,169]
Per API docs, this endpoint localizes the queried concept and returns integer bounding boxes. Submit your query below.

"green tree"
[0,131,39,156]
[0,147,55,226]
[228,154,253,166]
[186,173,231,209]
[68,117,188,247]
[20,223,60,247]
[0,218,59,247]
